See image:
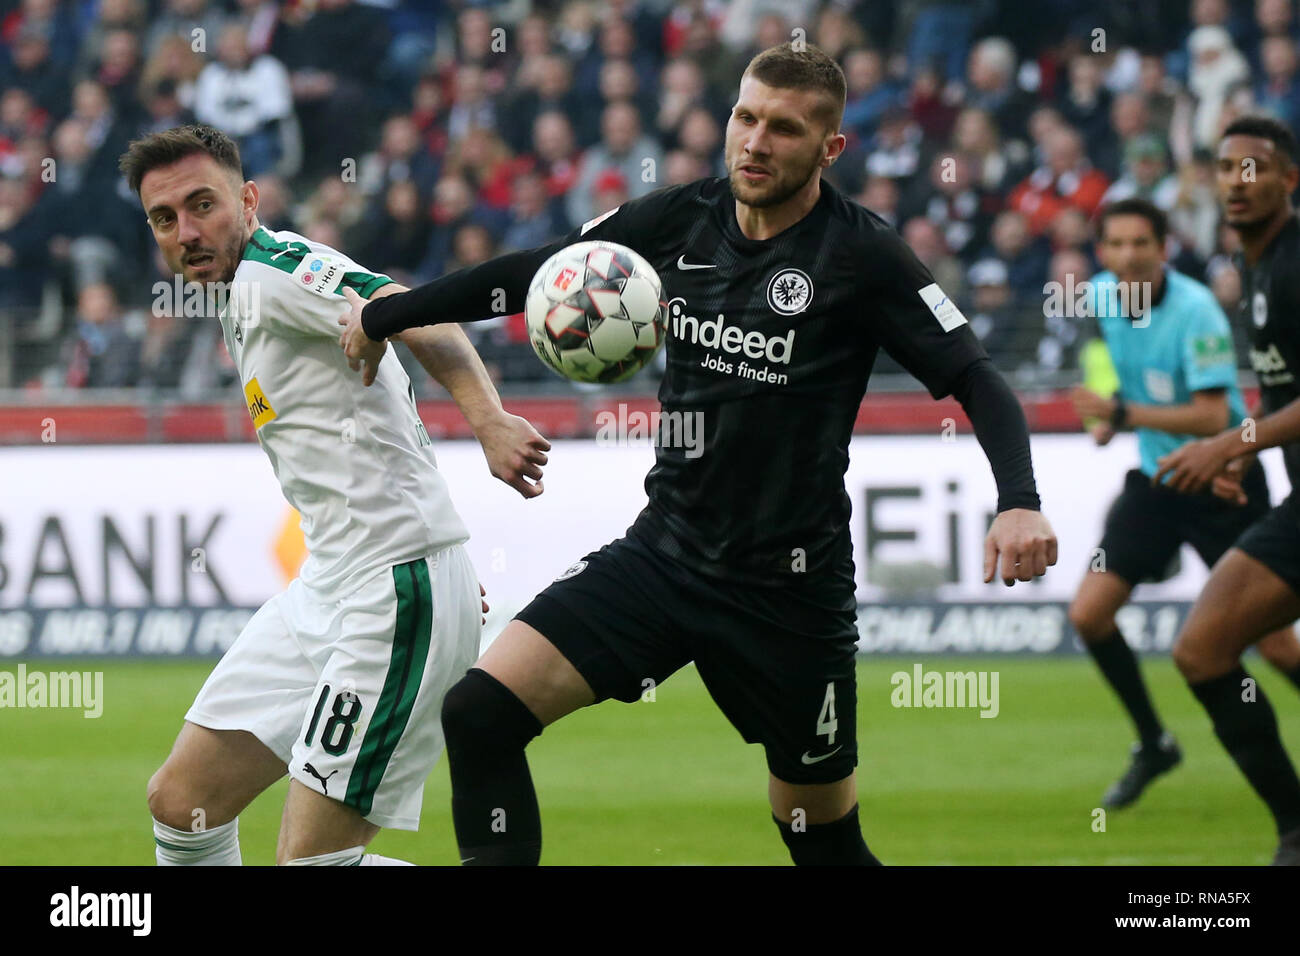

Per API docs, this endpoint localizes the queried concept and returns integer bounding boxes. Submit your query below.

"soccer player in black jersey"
[1154,116,1300,864]
[340,44,1057,866]
[1068,200,1300,813]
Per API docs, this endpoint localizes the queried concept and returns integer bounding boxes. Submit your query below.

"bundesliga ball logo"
[525,240,668,384]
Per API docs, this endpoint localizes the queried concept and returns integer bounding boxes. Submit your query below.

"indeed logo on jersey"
[1250,343,1295,385]
[668,297,795,364]
[291,254,346,297]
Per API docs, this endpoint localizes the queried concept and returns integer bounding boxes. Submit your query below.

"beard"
[1227,207,1280,236]
[181,227,248,286]
[728,147,823,209]
[1223,189,1289,236]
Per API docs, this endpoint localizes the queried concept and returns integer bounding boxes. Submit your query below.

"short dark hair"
[743,42,846,133]
[118,124,243,196]
[1221,115,1299,166]
[1097,197,1168,244]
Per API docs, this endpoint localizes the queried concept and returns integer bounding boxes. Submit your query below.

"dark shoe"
[1102,732,1182,809]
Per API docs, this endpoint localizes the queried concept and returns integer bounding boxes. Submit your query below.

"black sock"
[1085,627,1164,746]
[441,668,544,865]
[773,804,882,865]
[1190,667,1300,836]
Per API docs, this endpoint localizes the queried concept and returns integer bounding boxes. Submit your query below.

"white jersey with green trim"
[217,224,469,597]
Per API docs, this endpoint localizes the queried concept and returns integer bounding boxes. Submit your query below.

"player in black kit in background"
[1155,116,1300,865]
[340,44,1057,866]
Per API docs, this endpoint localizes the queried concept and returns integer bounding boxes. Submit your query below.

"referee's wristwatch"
[1109,396,1128,431]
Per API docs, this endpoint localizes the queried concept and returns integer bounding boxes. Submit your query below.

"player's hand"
[1152,434,1235,494]
[476,410,550,498]
[338,286,387,386]
[1071,386,1115,422]
[984,508,1058,586]
[480,582,488,625]
[1210,452,1257,506]
[1089,421,1116,446]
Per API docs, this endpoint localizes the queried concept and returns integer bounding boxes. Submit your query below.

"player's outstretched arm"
[949,358,1058,586]
[363,243,564,338]
[341,185,691,361]
[339,239,571,367]
[1154,393,1300,492]
[396,322,551,500]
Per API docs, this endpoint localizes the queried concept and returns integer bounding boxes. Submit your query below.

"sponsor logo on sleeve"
[553,560,588,581]
[580,206,621,235]
[290,254,346,296]
[1191,333,1234,369]
[918,283,968,332]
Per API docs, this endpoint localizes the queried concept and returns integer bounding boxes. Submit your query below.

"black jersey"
[364,176,997,602]
[1238,214,1300,487]
[567,178,987,597]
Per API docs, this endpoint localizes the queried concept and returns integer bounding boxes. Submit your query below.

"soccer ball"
[525,240,668,383]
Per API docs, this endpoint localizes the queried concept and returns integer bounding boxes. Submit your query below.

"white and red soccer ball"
[525,240,668,383]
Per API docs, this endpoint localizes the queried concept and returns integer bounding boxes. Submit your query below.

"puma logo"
[303,762,339,794]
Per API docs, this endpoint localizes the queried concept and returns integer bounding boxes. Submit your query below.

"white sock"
[154,817,241,866]
[282,845,366,866]
[281,845,415,865]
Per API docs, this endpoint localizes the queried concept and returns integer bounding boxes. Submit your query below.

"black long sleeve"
[948,357,1041,513]
[361,238,568,340]
[366,182,707,340]
[361,183,699,340]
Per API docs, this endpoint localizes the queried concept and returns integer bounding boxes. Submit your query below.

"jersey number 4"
[817,682,838,746]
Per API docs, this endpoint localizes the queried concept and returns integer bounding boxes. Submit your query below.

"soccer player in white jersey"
[119,125,550,865]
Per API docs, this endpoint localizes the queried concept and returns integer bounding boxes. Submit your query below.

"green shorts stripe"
[344,559,433,816]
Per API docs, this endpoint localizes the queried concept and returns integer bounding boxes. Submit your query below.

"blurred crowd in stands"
[0,0,1295,395]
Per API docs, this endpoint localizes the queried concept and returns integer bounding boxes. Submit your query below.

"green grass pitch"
[2,655,1295,865]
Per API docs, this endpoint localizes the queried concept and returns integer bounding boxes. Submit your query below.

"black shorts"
[515,533,860,784]
[1235,492,1300,596]
[1097,466,1270,586]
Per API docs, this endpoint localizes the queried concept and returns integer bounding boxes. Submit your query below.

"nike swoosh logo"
[677,255,717,271]
[800,746,843,765]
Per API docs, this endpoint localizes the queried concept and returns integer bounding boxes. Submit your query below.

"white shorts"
[186,545,481,830]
